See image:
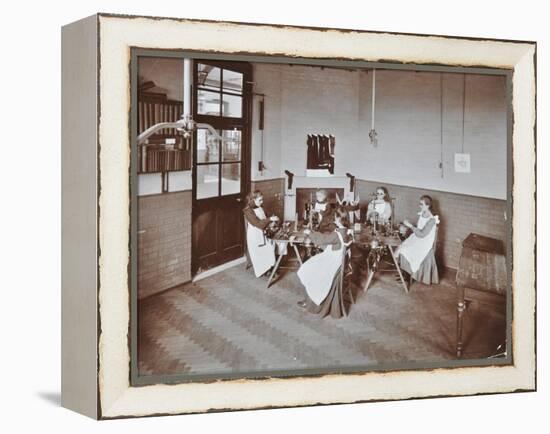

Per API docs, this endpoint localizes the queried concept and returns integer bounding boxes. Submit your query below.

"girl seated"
[243,190,278,278]
[366,186,392,225]
[297,208,353,319]
[311,189,336,233]
[397,195,440,285]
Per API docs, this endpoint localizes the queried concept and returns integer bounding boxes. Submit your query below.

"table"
[354,225,409,293]
[265,226,311,289]
[266,223,408,293]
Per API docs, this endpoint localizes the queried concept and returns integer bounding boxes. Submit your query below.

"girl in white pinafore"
[243,191,276,278]
[297,208,351,319]
[366,186,392,225]
[398,195,440,285]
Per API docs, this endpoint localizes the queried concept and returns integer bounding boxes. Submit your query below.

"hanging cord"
[260,96,265,174]
[252,92,266,174]
[369,69,378,146]
[461,73,466,153]
[440,72,444,178]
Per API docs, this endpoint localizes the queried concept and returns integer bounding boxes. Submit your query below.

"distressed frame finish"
[61,13,536,419]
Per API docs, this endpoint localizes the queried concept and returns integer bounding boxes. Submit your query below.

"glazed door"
[192,60,252,274]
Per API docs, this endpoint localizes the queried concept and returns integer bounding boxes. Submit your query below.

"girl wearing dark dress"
[297,208,353,319]
[312,189,337,233]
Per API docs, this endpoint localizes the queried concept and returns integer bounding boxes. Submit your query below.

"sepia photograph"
[132,52,511,382]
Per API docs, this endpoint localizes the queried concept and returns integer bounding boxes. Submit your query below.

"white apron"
[399,214,439,273]
[246,207,276,277]
[374,202,386,215]
[297,231,344,305]
[368,201,390,223]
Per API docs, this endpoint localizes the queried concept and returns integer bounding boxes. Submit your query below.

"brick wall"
[250,178,285,219]
[138,190,192,299]
[356,179,508,269]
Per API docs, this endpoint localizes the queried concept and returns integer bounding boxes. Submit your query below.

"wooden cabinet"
[456,233,507,357]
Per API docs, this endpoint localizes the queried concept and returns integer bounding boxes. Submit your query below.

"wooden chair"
[388,196,396,230]
[338,234,355,317]
[243,218,252,271]
[408,222,439,288]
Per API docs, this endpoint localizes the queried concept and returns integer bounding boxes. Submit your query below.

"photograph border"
[91,13,535,419]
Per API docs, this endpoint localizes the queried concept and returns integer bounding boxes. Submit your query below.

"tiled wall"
[251,64,507,200]
[356,179,508,269]
[250,178,285,219]
[138,190,192,299]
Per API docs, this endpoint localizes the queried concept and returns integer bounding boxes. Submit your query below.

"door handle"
[236,197,243,202]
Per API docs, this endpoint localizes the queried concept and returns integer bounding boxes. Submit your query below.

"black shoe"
[297,300,307,308]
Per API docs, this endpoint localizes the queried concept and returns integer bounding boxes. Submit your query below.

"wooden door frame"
[191,59,253,275]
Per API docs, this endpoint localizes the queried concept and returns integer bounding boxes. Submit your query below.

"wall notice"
[455,153,471,173]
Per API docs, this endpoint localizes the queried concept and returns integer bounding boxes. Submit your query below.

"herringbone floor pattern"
[138,265,506,377]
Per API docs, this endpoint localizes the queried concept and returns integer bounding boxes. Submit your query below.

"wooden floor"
[138,263,506,378]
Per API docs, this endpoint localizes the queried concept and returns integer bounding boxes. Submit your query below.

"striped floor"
[138,264,506,378]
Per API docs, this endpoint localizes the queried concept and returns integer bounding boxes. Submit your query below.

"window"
[195,128,243,199]
[197,64,243,118]
[194,62,246,199]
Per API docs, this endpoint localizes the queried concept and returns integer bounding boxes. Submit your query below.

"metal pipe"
[137,122,182,144]
[136,58,223,145]
[196,123,223,140]
[183,58,192,122]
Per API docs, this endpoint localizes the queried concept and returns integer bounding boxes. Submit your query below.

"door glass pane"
[222,69,243,94]
[196,164,219,199]
[222,93,242,118]
[197,89,221,116]
[197,64,221,91]
[196,128,220,163]
[221,163,241,196]
[222,129,241,162]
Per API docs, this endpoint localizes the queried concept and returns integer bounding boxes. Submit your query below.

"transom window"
[196,64,244,118]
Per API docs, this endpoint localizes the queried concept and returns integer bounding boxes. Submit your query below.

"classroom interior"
[135,56,509,378]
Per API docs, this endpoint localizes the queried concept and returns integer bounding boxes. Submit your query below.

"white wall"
[250,64,507,199]
[250,64,283,181]
[138,57,183,101]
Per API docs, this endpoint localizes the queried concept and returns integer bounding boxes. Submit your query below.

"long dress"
[297,229,349,319]
[244,206,276,277]
[398,213,440,284]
